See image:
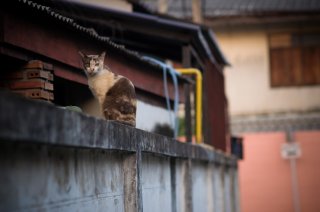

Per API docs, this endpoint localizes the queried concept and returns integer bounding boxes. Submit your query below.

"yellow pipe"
[176,68,203,144]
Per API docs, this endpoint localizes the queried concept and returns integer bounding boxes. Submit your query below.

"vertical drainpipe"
[176,68,203,144]
[286,130,301,212]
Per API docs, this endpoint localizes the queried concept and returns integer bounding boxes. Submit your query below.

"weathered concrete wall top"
[0,91,236,165]
[0,91,238,212]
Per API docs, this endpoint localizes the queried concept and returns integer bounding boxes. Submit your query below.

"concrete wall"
[136,101,173,132]
[0,91,238,212]
[82,98,173,133]
[215,28,320,116]
[0,144,127,211]
[141,154,172,212]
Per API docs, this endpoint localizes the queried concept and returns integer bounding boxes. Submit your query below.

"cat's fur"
[79,51,136,127]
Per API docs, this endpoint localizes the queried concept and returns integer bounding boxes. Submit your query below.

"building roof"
[12,0,161,72]
[138,0,320,18]
[15,0,228,66]
[37,0,228,66]
[2,0,193,104]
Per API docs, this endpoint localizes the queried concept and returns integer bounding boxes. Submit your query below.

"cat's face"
[79,51,105,76]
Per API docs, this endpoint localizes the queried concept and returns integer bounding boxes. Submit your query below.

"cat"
[79,51,136,127]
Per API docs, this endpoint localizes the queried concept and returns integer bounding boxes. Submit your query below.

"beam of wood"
[1,12,185,101]
[182,46,193,143]
[192,0,203,24]
[54,68,87,85]
[158,0,168,14]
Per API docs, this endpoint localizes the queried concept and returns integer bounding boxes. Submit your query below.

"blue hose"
[142,56,180,138]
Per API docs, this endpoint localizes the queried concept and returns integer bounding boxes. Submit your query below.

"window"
[269,32,320,87]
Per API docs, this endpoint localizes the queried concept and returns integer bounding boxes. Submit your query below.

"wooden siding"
[0,11,184,103]
[203,61,228,151]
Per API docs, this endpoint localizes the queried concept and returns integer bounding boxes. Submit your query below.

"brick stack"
[0,60,54,102]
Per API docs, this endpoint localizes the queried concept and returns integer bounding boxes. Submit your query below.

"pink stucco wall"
[239,131,320,212]
[295,131,320,212]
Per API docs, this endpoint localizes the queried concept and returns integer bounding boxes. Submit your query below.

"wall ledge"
[0,91,237,167]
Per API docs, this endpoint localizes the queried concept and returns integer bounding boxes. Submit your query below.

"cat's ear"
[78,51,86,58]
[100,51,106,59]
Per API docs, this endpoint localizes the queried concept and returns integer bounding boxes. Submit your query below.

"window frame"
[268,31,320,88]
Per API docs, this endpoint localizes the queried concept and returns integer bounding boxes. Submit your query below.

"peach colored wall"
[215,30,320,116]
[295,131,320,212]
[239,132,294,212]
[239,131,320,212]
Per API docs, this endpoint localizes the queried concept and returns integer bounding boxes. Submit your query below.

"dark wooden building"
[0,0,229,151]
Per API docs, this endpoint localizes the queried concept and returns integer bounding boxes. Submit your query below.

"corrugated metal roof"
[139,0,320,18]
[40,0,229,65]
[14,0,229,67]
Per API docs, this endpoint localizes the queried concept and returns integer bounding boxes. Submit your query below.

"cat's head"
[79,51,106,76]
